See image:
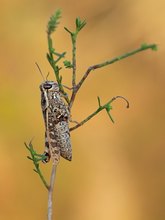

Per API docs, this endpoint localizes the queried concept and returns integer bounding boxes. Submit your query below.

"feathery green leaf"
[47,9,61,35]
[75,17,86,32]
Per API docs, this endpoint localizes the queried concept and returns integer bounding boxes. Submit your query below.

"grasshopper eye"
[43,84,52,89]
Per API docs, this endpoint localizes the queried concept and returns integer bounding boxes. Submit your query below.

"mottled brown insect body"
[40,81,72,165]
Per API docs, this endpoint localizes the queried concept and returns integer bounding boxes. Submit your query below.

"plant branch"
[25,142,49,190]
[46,10,70,104]
[47,36,69,104]
[48,164,57,220]
[64,18,86,109]
[72,34,77,87]
[69,43,157,109]
[69,88,77,110]
[25,142,57,220]
[68,32,77,110]
[70,95,129,132]
[77,43,157,90]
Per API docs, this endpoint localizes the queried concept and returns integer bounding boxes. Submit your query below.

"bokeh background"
[0,0,164,219]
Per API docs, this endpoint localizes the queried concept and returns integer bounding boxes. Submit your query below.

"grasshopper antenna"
[35,62,46,81]
[46,72,50,81]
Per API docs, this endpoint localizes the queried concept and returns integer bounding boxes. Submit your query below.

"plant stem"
[69,44,156,109]
[47,36,70,104]
[69,87,77,109]
[36,166,49,190]
[25,142,49,190]
[70,96,129,131]
[69,33,77,110]
[77,44,157,90]
[72,34,77,87]
[48,164,57,220]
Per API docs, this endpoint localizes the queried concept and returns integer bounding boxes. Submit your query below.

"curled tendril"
[111,96,129,108]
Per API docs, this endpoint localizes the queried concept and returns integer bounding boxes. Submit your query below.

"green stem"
[77,44,157,90]
[69,33,78,109]
[25,142,49,190]
[70,106,103,131]
[47,35,70,104]
[35,165,49,190]
[69,96,129,131]
[68,43,157,110]
[71,34,77,87]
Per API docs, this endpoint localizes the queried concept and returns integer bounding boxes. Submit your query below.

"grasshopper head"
[40,81,59,92]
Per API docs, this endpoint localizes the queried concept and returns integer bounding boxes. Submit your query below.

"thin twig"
[72,34,77,87]
[48,164,57,220]
[70,96,129,131]
[77,44,157,90]
[69,88,78,109]
[69,44,157,109]
[69,33,77,110]
[47,34,70,104]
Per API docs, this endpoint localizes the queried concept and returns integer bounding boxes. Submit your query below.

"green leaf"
[141,43,158,51]
[151,44,158,51]
[31,149,37,155]
[106,109,114,123]
[47,53,53,66]
[29,142,33,149]
[97,96,101,107]
[35,163,39,169]
[75,17,86,32]
[64,27,73,35]
[53,51,64,57]
[47,9,62,35]
[59,75,63,83]
[27,156,33,160]
[76,17,81,29]
[106,103,112,112]
[50,47,55,54]
[47,53,51,61]
[54,65,60,74]
[54,52,66,64]
[104,103,114,123]
[33,169,38,173]
[60,52,66,58]
[24,142,30,151]
[141,43,148,49]
[63,60,73,68]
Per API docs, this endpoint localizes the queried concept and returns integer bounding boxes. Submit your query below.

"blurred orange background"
[0,0,164,220]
